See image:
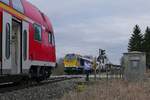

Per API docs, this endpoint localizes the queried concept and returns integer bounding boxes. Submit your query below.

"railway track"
[0,75,82,93]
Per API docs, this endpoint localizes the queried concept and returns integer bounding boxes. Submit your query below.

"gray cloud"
[28,0,150,64]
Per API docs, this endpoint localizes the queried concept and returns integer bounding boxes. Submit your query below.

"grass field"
[61,78,150,100]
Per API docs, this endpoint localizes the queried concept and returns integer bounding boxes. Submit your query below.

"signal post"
[97,49,106,79]
[92,57,97,80]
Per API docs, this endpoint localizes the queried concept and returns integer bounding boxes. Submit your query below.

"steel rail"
[0,75,82,93]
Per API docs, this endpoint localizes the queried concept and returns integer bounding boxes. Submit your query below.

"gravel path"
[0,79,81,100]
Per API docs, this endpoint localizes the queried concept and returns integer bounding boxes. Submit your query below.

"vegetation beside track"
[61,78,150,100]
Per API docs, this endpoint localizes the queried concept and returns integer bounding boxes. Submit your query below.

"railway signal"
[97,49,106,62]
[99,49,105,56]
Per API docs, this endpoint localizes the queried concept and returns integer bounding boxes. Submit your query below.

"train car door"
[2,11,12,74]
[11,19,21,74]
[22,21,29,74]
[0,32,1,75]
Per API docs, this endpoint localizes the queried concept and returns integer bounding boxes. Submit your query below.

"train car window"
[12,0,24,13]
[0,0,9,5]
[80,59,84,66]
[48,32,55,46]
[34,24,42,41]
[23,30,27,60]
[5,23,10,59]
[52,34,55,46]
[48,32,52,44]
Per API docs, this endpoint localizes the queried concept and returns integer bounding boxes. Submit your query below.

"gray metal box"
[121,51,146,81]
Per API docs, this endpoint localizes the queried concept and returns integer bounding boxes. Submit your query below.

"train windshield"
[65,54,76,61]
[0,0,9,5]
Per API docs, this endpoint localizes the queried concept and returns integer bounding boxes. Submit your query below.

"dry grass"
[60,79,150,100]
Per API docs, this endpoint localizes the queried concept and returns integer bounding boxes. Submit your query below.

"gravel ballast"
[0,79,81,100]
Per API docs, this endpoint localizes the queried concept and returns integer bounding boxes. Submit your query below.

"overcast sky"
[28,0,150,64]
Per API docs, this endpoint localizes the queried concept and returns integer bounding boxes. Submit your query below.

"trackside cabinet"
[121,51,146,81]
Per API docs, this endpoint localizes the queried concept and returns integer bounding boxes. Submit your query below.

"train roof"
[0,0,53,32]
[80,57,93,62]
[65,53,93,62]
[22,0,53,32]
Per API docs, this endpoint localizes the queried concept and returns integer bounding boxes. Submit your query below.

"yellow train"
[63,54,98,74]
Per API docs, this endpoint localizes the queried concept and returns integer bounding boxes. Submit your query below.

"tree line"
[128,25,150,68]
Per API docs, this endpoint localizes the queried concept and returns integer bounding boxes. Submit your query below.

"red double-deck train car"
[0,0,56,82]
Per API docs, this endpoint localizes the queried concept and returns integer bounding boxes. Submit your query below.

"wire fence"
[95,64,124,79]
